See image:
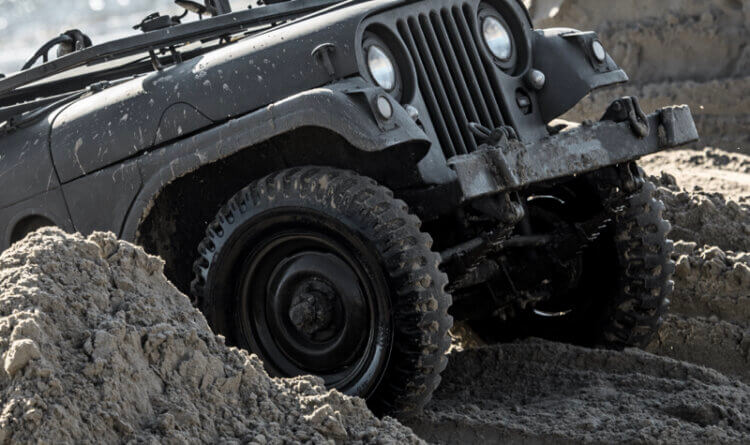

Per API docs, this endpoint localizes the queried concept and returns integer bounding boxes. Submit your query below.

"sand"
[0,229,421,444]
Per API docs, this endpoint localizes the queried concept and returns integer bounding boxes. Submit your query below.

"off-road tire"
[191,167,452,416]
[471,178,673,350]
[598,179,674,348]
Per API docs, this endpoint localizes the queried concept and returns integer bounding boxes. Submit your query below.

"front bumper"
[448,104,699,201]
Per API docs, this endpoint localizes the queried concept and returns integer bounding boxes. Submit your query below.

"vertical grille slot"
[398,3,509,159]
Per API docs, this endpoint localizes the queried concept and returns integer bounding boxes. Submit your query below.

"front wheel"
[191,167,452,416]
[472,169,674,349]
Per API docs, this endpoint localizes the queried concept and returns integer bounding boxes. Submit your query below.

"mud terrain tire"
[472,178,674,350]
[598,180,674,348]
[191,167,452,416]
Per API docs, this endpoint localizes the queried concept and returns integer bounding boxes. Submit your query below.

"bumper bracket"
[449,103,699,201]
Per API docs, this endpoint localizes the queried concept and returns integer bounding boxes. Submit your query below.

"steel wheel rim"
[233,210,392,396]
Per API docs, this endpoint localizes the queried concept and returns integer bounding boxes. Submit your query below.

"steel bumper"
[448,105,699,201]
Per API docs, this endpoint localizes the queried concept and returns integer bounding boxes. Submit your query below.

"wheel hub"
[244,247,373,377]
[288,280,337,341]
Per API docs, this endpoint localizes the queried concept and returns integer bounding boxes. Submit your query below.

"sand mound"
[536,0,750,153]
[642,148,750,201]
[0,228,420,444]
[670,242,750,322]
[647,242,750,384]
[647,315,750,385]
[407,340,750,444]
[647,171,750,252]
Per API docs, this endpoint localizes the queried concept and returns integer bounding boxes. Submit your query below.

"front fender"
[533,28,629,123]
[119,77,429,241]
[50,0,401,184]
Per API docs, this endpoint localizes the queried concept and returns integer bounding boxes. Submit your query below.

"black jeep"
[0,0,698,416]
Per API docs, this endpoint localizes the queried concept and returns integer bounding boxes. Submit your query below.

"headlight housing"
[477,3,523,73]
[367,45,396,91]
[482,16,512,61]
[362,32,405,100]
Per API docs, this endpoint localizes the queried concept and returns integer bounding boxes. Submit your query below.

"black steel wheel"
[192,167,452,416]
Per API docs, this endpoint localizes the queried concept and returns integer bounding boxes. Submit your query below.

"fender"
[533,28,629,123]
[49,0,404,184]
[96,78,431,242]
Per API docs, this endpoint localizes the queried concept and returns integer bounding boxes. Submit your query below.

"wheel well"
[136,126,424,294]
[10,215,55,245]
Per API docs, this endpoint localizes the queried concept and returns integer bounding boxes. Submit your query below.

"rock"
[4,339,40,377]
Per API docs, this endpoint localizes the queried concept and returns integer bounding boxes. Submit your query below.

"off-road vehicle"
[0,0,698,415]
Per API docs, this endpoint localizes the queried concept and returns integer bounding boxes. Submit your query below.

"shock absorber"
[441,192,525,292]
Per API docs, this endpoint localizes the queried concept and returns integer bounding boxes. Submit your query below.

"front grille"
[397,3,507,158]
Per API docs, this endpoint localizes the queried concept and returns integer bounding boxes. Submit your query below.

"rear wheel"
[191,167,452,416]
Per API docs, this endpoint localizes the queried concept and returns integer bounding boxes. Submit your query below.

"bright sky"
[0,0,253,74]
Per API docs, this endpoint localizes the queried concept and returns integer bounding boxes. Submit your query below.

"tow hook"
[468,122,518,147]
[601,96,650,138]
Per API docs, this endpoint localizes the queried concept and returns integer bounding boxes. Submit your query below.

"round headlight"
[482,16,512,61]
[367,45,396,91]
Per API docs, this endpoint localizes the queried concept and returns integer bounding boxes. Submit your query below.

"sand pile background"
[642,152,750,387]
[0,229,420,444]
[535,0,750,153]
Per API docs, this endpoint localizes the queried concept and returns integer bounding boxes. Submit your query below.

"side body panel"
[0,189,74,250]
[61,160,142,236]
[0,120,59,208]
[0,117,74,249]
[48,1,399,184]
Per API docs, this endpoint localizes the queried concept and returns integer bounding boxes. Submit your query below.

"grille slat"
[444,7,494,128]
[408,15,469,155]
[431,11,484,150]
[399,2,508,160]
[462,4,509,125]
[398,19,458,158]
[456,5,505,126]
[422,13,477,153]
